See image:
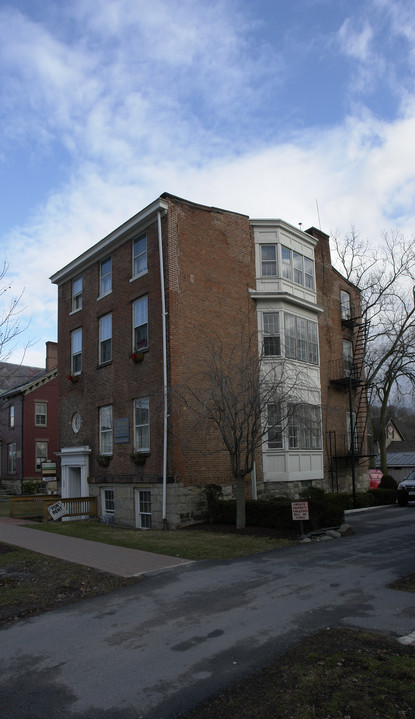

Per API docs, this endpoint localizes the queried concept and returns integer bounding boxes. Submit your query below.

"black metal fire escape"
[327,303,371,498]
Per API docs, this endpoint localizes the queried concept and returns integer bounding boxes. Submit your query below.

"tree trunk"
[235,476,246,529]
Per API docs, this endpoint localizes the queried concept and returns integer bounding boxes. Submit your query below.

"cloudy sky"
[1,0,415,366]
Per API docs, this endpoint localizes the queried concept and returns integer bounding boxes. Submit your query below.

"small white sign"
[291,501,310,521]
[48,501,66,520]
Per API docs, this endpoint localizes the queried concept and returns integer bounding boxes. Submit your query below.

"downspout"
[157,210,168,527]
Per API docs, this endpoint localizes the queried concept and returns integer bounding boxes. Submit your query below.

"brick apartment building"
[0,342,58,493]
[50,194,368,528]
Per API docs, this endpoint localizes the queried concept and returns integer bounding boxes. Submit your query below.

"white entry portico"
[58,446,91,498]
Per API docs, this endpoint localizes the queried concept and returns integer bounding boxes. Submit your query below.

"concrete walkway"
[0,517,192,577]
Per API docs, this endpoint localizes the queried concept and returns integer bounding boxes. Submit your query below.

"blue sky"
[1,0,415,366]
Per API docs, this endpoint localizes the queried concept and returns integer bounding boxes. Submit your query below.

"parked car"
[397,470,415,506]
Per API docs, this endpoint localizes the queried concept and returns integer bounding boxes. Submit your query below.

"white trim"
[50,198,168,284]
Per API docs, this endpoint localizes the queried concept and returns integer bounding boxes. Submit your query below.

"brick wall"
[165,196,257,491]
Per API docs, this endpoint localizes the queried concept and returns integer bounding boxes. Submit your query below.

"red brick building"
[0,342,58,493]
[50,194,368,528]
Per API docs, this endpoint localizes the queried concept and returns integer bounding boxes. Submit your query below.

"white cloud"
[3,0,415,366]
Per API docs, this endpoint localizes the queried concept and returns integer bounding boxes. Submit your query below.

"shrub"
[246,498,293,531]
[300,487,349,529]
[22,480,39,495]
[200,483,223,523]
[211,490,348,533]
[353,492,374,508]
[369,488,397,505]
[378,474,397,490]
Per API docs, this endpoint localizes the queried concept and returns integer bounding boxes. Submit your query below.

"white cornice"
[250,218,318,246]
[50,197,169,285]
[249,289,324,315]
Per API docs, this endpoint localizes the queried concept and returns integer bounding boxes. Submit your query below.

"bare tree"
[0,262,28,364]
[182,328,318,528]
[332,228,415,474]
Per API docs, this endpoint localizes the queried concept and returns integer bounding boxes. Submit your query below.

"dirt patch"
[0,542,141,627]
[182,627,415,719]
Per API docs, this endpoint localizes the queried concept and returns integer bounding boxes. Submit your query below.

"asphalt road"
[1,505,414,718]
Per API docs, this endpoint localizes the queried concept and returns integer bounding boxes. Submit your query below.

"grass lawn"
[26,519,294,560]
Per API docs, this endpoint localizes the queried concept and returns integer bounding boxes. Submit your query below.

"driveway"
[1,505,414,718]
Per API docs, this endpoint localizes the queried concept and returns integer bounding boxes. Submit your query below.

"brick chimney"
[46,341,58,371]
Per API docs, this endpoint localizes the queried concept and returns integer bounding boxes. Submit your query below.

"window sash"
[35,402,47,426]
[100,406,113,454]
[71,328,82,374]
[341,291,351,320]
[72,277,82,311]
[304,257,314,289]
[103,488,115,514]
[134,398,149,451]
[100,258,112,295]
[293,252,303,285]
[281,246,292,280]
[133,235,147,277]
[9,405,15,428]
[343,340,353,376]
[261,245,277,276]
[267,403,283,449]
[8,442,16,473]
[263,312,281,356]
[133,297,148,350]
[35,441,48,471]
[99,314,112,364]
[138,489,152,529]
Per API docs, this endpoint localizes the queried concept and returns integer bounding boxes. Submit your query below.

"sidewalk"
[0,518,192,577]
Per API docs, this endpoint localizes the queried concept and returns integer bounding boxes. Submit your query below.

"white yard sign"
[48,501,66,520]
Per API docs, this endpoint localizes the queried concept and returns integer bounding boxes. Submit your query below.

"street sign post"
[291,501,309,536]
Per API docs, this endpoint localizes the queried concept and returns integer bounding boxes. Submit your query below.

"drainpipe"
[157,210,168,527]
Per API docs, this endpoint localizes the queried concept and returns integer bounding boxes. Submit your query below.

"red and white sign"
[291,501,309,521]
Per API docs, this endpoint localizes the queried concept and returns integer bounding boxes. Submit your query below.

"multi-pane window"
[100,257,112,296]
[133,296,148,351]
[133,235,147,277]
[343,340,353,377]
[99,405,113,455]
[8,442,16,473]
[35,402,47,426]
[260,245,277,276]
[341,290,351,320]
[72,277,82,311]
[102,488,115,514]
[284,314,319,364]
[260,244,315,289]
[267,403,283,449]
[134,398,149,451]
[137,489,152,529]
[263,312,281,356]
[35,441,48,471]
[288,404,321,449]
[9,405,15,428]
[71,328,82,374]
[99,314,112,364]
